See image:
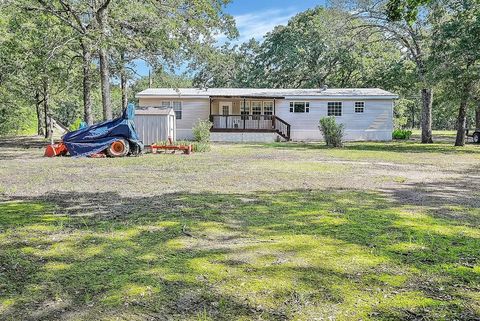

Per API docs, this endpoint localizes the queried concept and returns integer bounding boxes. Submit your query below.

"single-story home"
[135,88,398,142]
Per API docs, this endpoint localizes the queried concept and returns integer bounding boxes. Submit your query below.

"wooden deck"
[210,115,291,140]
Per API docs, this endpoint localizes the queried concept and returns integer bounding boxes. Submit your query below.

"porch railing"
[210,114,291,140]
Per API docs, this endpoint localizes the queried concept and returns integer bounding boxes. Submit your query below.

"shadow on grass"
[0,136,48,149]
[243,140,480,155]
[384,164,480,225]
[1,188,479,320]
[0,136,49,160]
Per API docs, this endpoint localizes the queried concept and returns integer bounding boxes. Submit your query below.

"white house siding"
[138,98,210,140]
[138,96,394,142]
[276,99,393,141]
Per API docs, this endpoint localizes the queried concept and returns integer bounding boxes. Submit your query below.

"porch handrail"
[273,116,291,141]
[210,114,291,141]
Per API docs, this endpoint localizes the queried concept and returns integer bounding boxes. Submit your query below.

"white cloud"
[218,7,299,44]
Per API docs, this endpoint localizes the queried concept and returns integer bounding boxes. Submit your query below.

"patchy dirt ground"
[0,134,479,320]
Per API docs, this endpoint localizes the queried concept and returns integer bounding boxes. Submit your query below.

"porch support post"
[274,98,276,115]
[243,97,246,130]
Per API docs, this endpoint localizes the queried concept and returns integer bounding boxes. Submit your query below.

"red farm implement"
[148,138,192,155]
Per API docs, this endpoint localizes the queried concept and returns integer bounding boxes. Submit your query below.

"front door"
[219,102,232,115]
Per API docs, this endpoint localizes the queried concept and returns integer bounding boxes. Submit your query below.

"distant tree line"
[0,0,478,146]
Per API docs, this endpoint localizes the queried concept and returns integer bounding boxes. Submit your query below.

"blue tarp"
[62,103,144,157]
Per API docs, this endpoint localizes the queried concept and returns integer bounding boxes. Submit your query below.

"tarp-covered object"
[63,103,144,157]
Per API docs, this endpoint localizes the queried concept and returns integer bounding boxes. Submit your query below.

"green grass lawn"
[0,135,479,320]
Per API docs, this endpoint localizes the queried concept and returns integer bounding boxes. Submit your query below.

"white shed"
[134,108,176,145]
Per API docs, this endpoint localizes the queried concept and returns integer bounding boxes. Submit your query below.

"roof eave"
[136,93,399,100]
[136,94,210,99]
[283,95,399,100]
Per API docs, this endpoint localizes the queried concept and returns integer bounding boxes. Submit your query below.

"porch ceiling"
[209,95,284,100]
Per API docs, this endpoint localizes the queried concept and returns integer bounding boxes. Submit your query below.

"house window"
[263,101,274,119]
[355,102,365,113]
[241,101,250,119]
[172,101,182,119]
[161,101,182,119]
[289,102,310,113]
[251,101,262,119]
[327,102,342,116]
[222,105,230,115]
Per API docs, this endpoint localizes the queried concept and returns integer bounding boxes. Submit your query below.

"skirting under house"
[210,132,278,143]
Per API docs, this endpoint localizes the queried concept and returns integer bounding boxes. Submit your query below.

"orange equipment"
[44,143,68,157]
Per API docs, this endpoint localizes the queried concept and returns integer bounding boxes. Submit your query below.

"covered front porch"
[208,96,291,140]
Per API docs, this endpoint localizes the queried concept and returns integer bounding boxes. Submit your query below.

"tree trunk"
[99,48,112,120]
[97,6,112,120]
[120,52,128,111]
[121,72,128,111]
[455,83,471,147]
[81,41,93,125]
[410,104,415,129]
[421,88,433,143]
[35,90,45,136]
[43,79,51,140]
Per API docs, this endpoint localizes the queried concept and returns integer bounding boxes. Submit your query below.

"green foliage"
[0,0,237,135]
[190,120,213,152]
[130,70,193,102]
[392,129,413,140]
[0,103,36,136]
[177,140,211,153]
[319,116,344,147]
[192,120,213,143]
[191,39,261,87]
[394,99,416,129]
[386,0,432,22]
[193,7,405,90]
[68,118,83,131]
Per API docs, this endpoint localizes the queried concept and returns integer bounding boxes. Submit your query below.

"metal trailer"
[466,129,480,143]
[134,108,176,145]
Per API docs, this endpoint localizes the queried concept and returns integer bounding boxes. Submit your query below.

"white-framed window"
[161,101,170,109]
[355,102,365,113]
[222,105,230,115]
[263,101,274,117]
[172,101,182,119]
[289,101,310,113]
[241,101,250,114]
[241,101,250,119]
[161,101,182,119]
[251,101,262,119]
[327,102,342,116]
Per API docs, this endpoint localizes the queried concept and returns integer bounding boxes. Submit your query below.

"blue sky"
[226,0,325,43]
[135,0,324,77]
